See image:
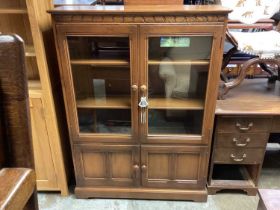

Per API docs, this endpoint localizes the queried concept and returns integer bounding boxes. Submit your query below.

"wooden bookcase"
[50,5,230,201]
[0,0,68,195]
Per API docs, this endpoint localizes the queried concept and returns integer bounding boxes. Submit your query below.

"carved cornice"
[54,14,226,23]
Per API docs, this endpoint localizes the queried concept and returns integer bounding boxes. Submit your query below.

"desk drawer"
[215,133,268,148]
[214,148,265,164]
[217,117,272,133]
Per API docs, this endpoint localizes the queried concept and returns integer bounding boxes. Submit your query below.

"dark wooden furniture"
[208,79,280,195]
[258,189,280,210]
[0,169,36,210]
[0,34,38,210]
[50,5,230,201]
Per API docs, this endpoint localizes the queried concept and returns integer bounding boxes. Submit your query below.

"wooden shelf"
[77,96,131,109]
[149,97,204,110]
[0,8,27,14]
[70,59,129,66]
[209,179,255,188]
[25,45,36,57]
[148,59,209,66]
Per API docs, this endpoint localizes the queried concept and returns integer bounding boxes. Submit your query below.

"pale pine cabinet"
[0,0,69,195]
[50,5,230,201]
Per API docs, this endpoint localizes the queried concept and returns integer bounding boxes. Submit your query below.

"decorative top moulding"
[53,14,226,23]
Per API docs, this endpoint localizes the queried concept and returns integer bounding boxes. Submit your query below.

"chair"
[0,34,38,210]
[219,0,280,99]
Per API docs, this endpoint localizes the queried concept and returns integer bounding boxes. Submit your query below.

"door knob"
[141,165,147,170]
[131,85,138,91]
[133,164,140,171]
[140,85,147,92]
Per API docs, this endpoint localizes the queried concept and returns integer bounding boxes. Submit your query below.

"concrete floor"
[38,144,280,210]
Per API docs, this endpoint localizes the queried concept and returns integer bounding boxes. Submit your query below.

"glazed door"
[139,25,224,144]
[55,25,138,143]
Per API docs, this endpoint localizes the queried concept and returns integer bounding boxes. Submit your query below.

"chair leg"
[220,46,238,82]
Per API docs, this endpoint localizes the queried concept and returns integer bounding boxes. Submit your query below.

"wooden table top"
[216,79,280,115]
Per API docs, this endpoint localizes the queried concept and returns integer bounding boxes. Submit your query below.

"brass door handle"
[131,85,138,92]
[236,122,253,131]
[230,154,246,162]
[141,165,147,171]
[232,138,251,147]
[133,164,140,171]
[140,85,147,93]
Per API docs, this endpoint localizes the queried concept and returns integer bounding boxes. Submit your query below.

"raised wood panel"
[83,153,106,178]
[111,152,132,178]
[74,144,140,187]
[29,96,58,190]
[176,153,199,180]
[141,145,207,189]
[148,154,169,179]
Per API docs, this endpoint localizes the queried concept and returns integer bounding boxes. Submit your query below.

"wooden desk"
[208,79,280,195]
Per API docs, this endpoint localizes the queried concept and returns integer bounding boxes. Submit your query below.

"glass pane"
[148,36,212,135]
[148,110,203,135]
[78,109,131,134]
[67,36,131,134]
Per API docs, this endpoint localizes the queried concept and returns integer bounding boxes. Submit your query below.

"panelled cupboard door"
[73,144,140,187]
[139,25,224,145]
[55,24,138,143]
[29,96,58,189]
[141,145,208,189]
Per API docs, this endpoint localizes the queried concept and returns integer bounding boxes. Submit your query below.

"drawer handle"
[236,122,253,131]
[230,154,247,162]
[232,138,251,147]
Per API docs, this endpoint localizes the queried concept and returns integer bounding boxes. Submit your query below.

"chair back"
[0,34,34,169]
[220,0,280,24]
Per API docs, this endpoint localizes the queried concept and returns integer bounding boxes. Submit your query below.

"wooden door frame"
[54,23,139,144]
[139,24,224,145]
